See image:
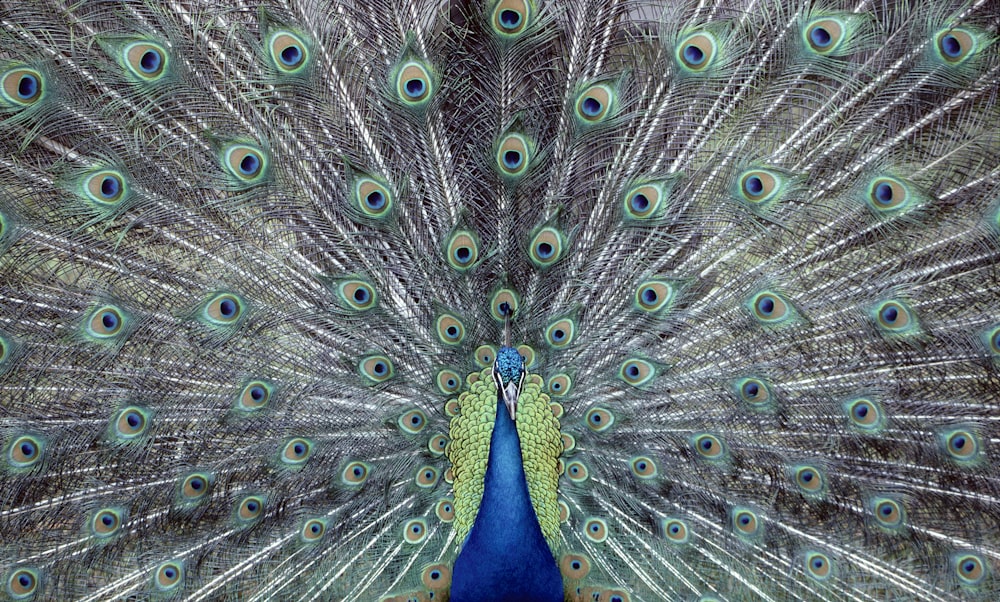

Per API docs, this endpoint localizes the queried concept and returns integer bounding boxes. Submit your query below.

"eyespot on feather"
[113,406,149,440]
[630,456,657,479]
[622,183,664,220]
[805,552,832,581]
[575,83,615,124]
[545,318,575,348]
[237,495,264,522]
[490,289,520,321]
[7,567,40,599]
[492,0,532,37]
[415,465,439,488]
[90,508,123,537]
[280,438,312,466]
[662,518,690,544]
[353,177,393,218]
[341,461,370,485]
[269,31,309,73]
[0,67,44,107]
[223,144,267,182]
[7,435,44,468]
[338,280,378,311]
[154,561,183,591]
[180,472,213,501]
[447,231,479,271]
[436,314,465,346]
[84,171,127,206]
[547,373,571,396]
[300,518,327,542]
[402,518,427,543]
[398,409,428,434]
[676,32,717,72]
[566,460,589,483]
[732,507,761,537]
[935,28,977,65]
[560,554,591,579]
[619,358,655,387]
[123,42,168,80]
[583,517,608,543]
[803,18,845,54]
[435,499,455,522]
[634,280,673,313]
[436,368,462,394]
[422,563,451,590]
[202,293,244,325]
[693,434,725,460]
[496,133,532,177]
[359,355,394,383]
[585,407,614,432]
[237,381,272,411]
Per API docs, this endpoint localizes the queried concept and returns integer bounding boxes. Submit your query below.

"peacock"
[1,0,998,600]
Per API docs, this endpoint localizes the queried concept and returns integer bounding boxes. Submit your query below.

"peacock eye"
[269,32,309,73]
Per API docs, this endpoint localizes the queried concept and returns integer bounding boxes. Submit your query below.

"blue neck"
[450,401,563,602]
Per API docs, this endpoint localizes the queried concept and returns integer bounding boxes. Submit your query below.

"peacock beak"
[501,381,519,421]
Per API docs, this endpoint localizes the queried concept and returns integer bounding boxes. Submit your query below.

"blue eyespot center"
[743,382,759,397]
[874,182,893,204]
[881,306,898,323]
[250,386,265,400]
[810,26,832,47]
[642,288,657,303]
[102,312,119,330]
[631,193,649,211]
[100,176,120,198]
[745,175,763,195]
[537,242,554,258]
[219,298,237,317]
[854,404,869,418]
[404,78,425,98]
[373,361,387,375]
[684,45,705,65]
[280,45,302,66]
[365,190,385,209]
[941,34,961,57]
[139,50,161,73]
[240,154,260,175]
[499,9,521,29]
[353,288,369,303]
[581,97,602,116]
[503,150,522,169]
[455,246,471,262]
[18,74,38,99]
[757,296,774,315]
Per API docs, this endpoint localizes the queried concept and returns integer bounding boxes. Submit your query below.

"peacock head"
[492,346,525,421]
